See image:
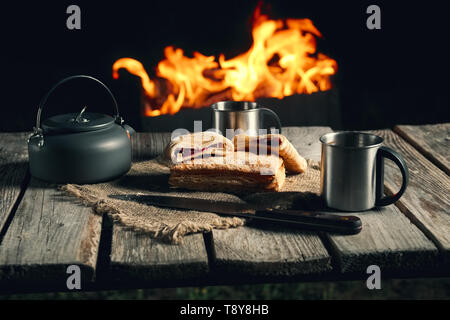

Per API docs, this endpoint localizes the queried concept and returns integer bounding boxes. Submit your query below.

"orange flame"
[113,6,337,117]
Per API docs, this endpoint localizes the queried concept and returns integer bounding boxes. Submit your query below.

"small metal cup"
[320,132,409,211]
[211,101,282,137]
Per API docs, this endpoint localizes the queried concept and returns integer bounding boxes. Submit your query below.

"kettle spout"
[123,124,136,139]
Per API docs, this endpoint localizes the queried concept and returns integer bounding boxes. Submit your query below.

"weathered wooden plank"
[131,132,171,160]
[324,205,438,273]
[282,126,326,161]
[211,127,333,276]
[375,129,450,259]
[394,123,450,175]
[0,133,29,233]
[0,178,102,288]
[212,226,331,276]
[109,226,209,283]
[108,132,210,283]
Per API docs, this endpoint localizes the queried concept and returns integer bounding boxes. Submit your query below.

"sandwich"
[168,151,285,192]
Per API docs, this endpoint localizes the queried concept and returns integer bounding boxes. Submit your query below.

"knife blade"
[110,194,362,234]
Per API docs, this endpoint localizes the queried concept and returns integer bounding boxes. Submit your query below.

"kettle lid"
[41,107,116,133]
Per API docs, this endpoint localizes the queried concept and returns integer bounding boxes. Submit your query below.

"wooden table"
[0,124,449,293]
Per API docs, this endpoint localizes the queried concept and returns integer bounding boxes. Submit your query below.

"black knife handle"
[254,208,362,234]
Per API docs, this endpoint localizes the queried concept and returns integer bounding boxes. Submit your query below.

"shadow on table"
[243,191,326,211]
[0,161,28,187]
[114,172,171,193]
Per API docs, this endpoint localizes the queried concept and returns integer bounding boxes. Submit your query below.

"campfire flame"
[113,5,337,117]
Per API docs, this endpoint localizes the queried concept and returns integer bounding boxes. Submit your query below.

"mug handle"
[259,108,282,134]
[375,146,409,206]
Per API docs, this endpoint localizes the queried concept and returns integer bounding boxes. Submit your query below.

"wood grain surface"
[0,133,29,235]
[0,178,102,287]
[323,205,438,273]
[131,132,171,160]
[394,123,450,175]
[109,226,209,284]
[375,129,450,260]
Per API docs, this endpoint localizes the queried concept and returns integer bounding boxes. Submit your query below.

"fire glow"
[112,5,337,117]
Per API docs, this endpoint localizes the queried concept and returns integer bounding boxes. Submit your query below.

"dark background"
[0,0,448,132]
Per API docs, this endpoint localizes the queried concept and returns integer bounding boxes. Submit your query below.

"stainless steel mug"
[320,132,409,211]
[211,101,282,137]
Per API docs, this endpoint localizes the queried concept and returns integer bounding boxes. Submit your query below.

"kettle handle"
[34,75,122,134]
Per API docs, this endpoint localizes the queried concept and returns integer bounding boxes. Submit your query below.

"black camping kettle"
[28,75,135,184]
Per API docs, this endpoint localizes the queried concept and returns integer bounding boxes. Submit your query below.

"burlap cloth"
[62,158,322,244]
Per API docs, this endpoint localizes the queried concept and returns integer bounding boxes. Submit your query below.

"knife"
[110,194,362,235]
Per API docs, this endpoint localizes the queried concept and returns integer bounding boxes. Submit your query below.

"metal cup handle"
[259,107,282,134]
[375,146,409,206]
